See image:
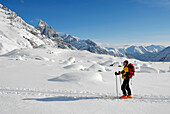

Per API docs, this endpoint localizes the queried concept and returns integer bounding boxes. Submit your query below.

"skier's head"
[123,60,128,66]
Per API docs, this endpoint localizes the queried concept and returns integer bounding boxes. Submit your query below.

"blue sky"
[1,0,170,45]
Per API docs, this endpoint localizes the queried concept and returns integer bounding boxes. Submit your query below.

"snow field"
[0,48,170,114]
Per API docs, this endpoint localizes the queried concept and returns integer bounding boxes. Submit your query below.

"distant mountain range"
[0,4,169,61]
[149,46,170,61]
[105,45,165,61]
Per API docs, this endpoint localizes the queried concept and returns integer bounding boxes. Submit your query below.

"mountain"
[0,4,78,54]
[0,4,59,54]
[106,45,165,61]
[149,46,170,61]
[61,34,80,42]
[60,34,115,55]
[37,19,59,38]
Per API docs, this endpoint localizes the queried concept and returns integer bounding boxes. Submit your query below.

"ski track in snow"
[0,87,170,104]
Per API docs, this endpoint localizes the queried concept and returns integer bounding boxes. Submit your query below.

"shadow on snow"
[23,96,107,102]
[23,95,170,103]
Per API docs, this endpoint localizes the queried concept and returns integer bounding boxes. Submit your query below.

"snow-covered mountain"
[0,4,59,54]
[106,45,165,61]
[0,4,167,61]
[37,19,59,39]
[149,46,170,61]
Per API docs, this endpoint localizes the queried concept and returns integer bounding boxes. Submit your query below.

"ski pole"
[115,74,118,98]
[119,76,122,85]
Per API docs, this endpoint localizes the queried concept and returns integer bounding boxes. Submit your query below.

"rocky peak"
[37,19,58,38]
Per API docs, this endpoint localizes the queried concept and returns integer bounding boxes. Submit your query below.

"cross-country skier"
[115,60,133,99]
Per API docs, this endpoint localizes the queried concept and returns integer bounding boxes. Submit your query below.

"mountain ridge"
[149,46,170,61]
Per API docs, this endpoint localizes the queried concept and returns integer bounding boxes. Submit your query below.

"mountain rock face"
[149,46,170,61]
[37,20,59,38]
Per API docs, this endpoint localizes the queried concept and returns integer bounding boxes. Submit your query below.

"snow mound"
[1,48,56,62]
[68,57,76,63]
[142,63,151,67]
[134,63,141,70]
[60,57,76,65]
[139,66,159,73]
[159,69,166,73]
[100,60,113,66]
[61,61,71,65]
[88,64,106,72]
[49,72,103,82]
[34,56,49,61]
[64,64,84,70]
[110,61,122,67]
[15,56,25,61]
[2,49,30,57]
[168,66,170,72]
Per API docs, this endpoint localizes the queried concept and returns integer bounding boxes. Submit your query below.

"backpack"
[128,63,135,78]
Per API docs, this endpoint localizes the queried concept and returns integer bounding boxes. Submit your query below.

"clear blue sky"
[1,0,170,45]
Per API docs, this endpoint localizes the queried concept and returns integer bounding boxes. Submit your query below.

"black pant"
[121,77,131,96]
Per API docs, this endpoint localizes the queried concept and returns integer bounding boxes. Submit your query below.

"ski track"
[0,87,170,103]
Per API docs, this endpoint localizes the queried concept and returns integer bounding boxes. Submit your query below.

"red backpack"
[128,63,135,78]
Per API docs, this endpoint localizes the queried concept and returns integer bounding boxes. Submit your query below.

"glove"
[122,76,126,79]
[115,71,120,75]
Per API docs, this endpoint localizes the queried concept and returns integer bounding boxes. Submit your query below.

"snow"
[64,64,84,70]
[88,64,106,72]
[99,60,114,66]
[67,57,76,63]
[49,72,103,83]
[0,3,170,114]
[0,47,170,114]
[139,66,159,73]
[61,60,72,65]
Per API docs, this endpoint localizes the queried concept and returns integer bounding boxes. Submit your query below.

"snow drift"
[49,72,103,83]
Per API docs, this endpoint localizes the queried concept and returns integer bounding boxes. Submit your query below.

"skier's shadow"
[23,96,170,103]
[23,96,108,102]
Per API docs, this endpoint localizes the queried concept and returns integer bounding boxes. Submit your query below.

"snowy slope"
[149,46,170,61]
[0,47,170,114]
[0,4,57,54]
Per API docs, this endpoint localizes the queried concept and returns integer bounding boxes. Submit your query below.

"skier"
[115,60,133,99]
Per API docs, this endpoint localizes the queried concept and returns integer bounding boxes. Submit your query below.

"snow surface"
[0,47,170,114]
[0,3,170,114]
